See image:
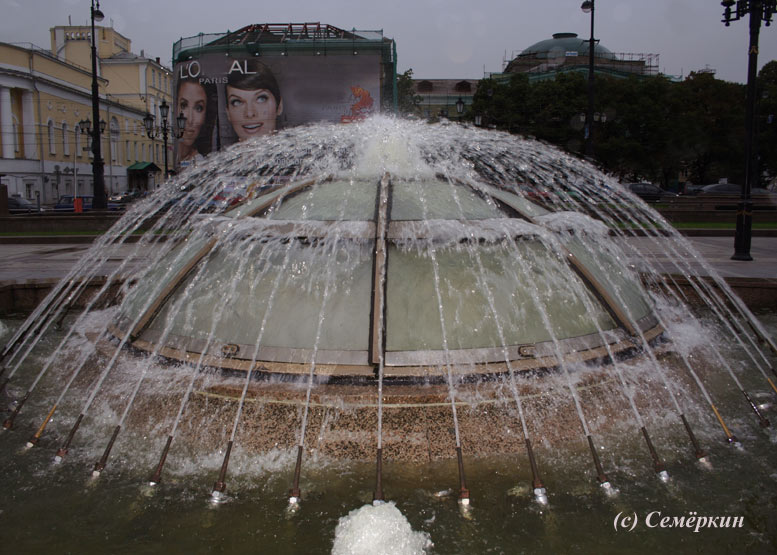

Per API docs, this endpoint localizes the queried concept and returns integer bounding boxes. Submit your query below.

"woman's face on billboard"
[177,81,207,147]
[226,86,282,140]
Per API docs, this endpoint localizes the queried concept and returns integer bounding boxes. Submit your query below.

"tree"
[470,69,749,187]
[757,60,777,187]
[396,69,422,117]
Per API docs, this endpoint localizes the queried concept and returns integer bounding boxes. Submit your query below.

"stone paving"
[0,236,774,284]
[0,242,148,283]
[623,236,777,280]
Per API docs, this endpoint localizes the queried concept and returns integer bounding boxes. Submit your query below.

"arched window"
[62,122,70,156]
[47,120,56,155]
[75,125,82,157]
[454,81,472,93]
[418,80,433,93]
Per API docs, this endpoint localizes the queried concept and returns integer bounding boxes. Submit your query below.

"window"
[12,116,19,153]
[454,81,472,93]
[48,120,56,155]
[110,117,119,163]
[62,122,70,156]
[125,140,130,161]
[75,125,82,157]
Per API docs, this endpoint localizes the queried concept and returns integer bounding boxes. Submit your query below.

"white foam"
[331,502,432,555]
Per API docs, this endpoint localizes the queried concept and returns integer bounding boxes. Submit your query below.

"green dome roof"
[520,32,615,60]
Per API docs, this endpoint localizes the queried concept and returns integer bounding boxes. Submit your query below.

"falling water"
[1,116,776,552]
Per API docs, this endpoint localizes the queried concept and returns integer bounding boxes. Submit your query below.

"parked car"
[54,195,123,211]
[696,183,777,210]
[624,182,677,203]
[6,196,38,214]
[682,183,706,195]
[108,191,141,204]
[697,183,773,196]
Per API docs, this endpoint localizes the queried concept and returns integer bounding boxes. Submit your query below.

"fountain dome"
[109,138,659,381]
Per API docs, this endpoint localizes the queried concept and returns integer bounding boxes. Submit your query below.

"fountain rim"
[106,319,663,381]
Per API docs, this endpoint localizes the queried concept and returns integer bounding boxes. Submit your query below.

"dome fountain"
[1,117,776,550]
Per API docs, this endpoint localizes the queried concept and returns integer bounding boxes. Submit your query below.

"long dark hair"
[176,77,218,156]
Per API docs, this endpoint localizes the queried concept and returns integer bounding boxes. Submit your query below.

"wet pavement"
[0,242,148,283]
[0,236,774,284]
[623,236,777,280]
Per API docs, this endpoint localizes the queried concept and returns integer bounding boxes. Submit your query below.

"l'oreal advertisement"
[173,53,382,167]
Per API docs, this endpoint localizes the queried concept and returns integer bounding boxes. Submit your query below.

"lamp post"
[87,0,107,209]
[581,0,596,159]
[144,100,185,179]
[79,115,106,199]
[722,0,776,261]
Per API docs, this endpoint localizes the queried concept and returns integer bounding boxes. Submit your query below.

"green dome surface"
[520,32,615,60]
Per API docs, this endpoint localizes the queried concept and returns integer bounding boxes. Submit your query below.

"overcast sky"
[2,0,776,83]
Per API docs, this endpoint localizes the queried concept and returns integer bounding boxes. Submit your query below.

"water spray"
[371,173,391,505]
[148,435,173,486]
[92,425,121,477]
[0,203,165,384]
[288,445,304,505]
[144,239,256,487]
[2,391,29,430]
[285,196,351,506]
[54,413,83,463]
[598,197,775,435]
[24,331,110,449]
[525,438,547,505]
[373,448,384,505]
[451,177,549,505]
[586,434,610,486]
[26,404,57,448]
[211,440,233,502]
[415,182,474,511]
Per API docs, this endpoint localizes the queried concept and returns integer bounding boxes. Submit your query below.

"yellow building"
[0,23,173,204]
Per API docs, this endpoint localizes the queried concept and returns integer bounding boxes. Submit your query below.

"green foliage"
[758,61,777,187]
[396,69,422,117]
[470,64,777,188]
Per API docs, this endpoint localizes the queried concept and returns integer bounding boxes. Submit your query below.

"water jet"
[1,117,775,551]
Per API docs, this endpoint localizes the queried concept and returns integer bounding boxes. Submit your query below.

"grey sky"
[2,0,776,83]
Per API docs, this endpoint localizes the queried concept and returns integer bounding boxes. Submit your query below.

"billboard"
[173,53,383,168]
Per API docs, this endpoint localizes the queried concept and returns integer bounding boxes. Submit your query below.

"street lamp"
[722,0,776,261]
[79,117,106,153]
[581,0,596,159]
[88,0,107,209]
[455,97,465,121]
[144,100,185,179]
